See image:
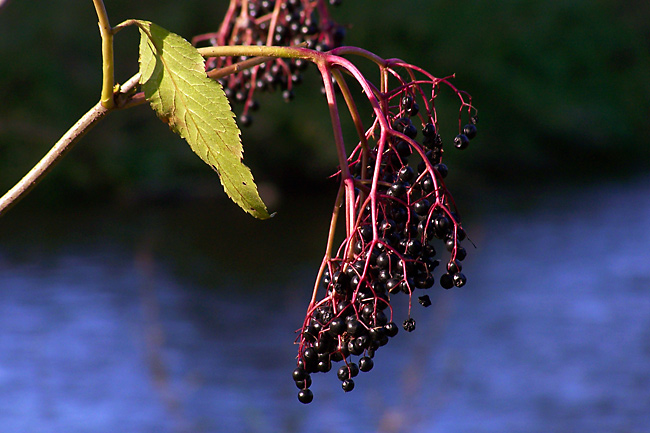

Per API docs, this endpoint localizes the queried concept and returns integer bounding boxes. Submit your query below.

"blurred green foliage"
[1,0,648,206]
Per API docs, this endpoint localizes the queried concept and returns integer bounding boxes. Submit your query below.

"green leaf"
[136,20,271,219]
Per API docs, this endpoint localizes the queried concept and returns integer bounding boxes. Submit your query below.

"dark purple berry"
[298,389,313,404]
[434,163,448,178]
[453,134,470,149]
[463,123,477,139]
[359,356,374,372]
[440,273,454,289]
[293,367,307,382]
[422,123,436,138]
[342,379,355,392]
[384,322,399,337]
[418,295,432,307]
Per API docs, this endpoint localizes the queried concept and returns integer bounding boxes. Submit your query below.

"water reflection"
[1,180,649,432]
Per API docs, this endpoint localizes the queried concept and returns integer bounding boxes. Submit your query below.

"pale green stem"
[92,0,115,109]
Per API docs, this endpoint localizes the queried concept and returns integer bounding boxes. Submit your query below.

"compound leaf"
[136,20,271,219]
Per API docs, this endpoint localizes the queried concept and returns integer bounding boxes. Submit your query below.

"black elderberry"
[294,375,312,389]
[445,237,455,252]
[407,102,419,117]
[440,273,454,289]
[389,181,407,198]
[463,123,477,139]
[318,359,332,373]
[395,140,412,157]
[405,239,422,255]
[391,205,408,223]
[422,123,436,138]
[447,259,462,274]
[403,318,416,332]
[353,335,369,352]
[433,215,451,237]
[376,252,391,269]
[453,134,470,150]
[404,123,418,139]
[346,318,364,337]
[398,165,415,182]
[298,389,314,404]
[377,268,391,282]
[328,317,346,336]
[434,163,448,178]
[371,310,388,327]
[470,114,479,124]
[413,199,431,216]
[359,356,374,372]
[418,295,432,307]
[453,272,467,287]
[359,225,373,242]
[368,326,385,341]
[400,280,413,294]
[303,347,318,362]
[336,365,349,381]
[400,95,414,110]
[348,362,359,378]
[342,379,355,392]
[293,367,307,382]
[455,247,467,261]
[239,113,253,127]
[421,174,434,193]
[384,322,399,337]
[386,278,401,294]
[380,219,397,235]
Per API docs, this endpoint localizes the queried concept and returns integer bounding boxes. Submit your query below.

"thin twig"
[0,102,110,216]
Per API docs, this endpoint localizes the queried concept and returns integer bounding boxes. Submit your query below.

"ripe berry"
[294,375,312,389]
[337,365,350,381]
[384,322,399,337]
[463,123,477,139]
[440,273,454,289]
[447,259,462,274]
[422,123,436,138]
[413,199,431,216]
[342,379,355,392]
[403,318,416,332]
[453,134,470,149]
[434,163,448,178]
[398,166,415,182]
[239,113,253,127]
[298,389,314,404]
[359,356,374,372]
[317,359,332,372]
[293,367,307,382]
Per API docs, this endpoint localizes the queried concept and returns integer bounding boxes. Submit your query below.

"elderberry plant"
[1,0,478,407]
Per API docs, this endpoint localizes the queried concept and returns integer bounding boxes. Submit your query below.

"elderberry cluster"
[194,0,346,126]
[293,90,478,404]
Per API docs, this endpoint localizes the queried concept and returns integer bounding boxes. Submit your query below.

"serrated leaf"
[136,20,271,219]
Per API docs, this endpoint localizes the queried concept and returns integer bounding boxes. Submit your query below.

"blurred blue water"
[1,178,649,433]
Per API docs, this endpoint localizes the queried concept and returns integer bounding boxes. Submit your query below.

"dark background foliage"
[1,0,648,206]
